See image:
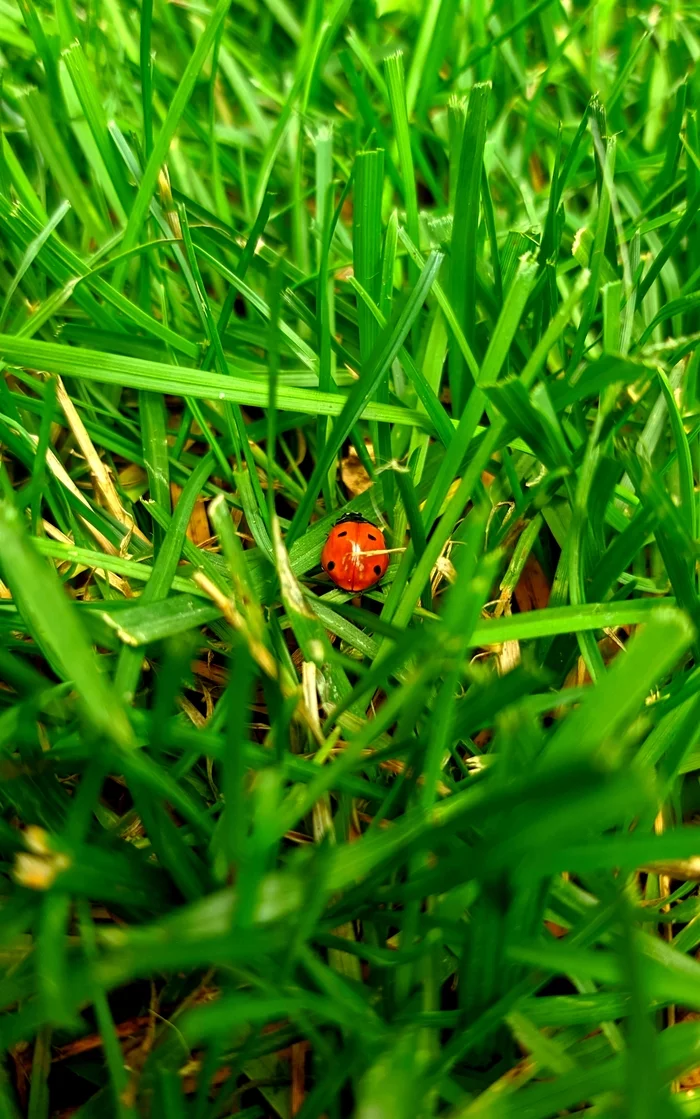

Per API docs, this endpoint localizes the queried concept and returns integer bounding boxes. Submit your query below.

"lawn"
[2,0,700,1116]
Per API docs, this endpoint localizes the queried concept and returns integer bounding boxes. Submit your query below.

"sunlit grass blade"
[449,81,490,409]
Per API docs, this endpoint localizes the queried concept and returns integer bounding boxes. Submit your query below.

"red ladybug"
[321,513,389,593]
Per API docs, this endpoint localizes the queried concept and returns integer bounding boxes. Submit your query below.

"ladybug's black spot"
[327,561,335,571]
[374,565,382,576]
[338,530,347,538]
[367,533,376,541]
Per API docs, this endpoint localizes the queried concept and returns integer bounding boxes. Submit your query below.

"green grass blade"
[449,81,490,409]
[0,487,133,749]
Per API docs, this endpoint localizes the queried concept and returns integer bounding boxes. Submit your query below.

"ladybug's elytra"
[321,513,389,593]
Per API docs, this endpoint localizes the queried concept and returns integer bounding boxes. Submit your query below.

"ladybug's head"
[333,511,371,526]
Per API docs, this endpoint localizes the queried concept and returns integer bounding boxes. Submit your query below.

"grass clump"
[3,1,700,1116]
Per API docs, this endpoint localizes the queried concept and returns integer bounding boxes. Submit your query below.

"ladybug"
[321,513,389,593]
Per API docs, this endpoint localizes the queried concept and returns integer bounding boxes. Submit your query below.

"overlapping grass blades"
[2,1,700,1117]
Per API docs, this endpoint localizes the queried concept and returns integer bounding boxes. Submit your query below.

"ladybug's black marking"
[337,530,347,538]
[373,565,382,576]
[333,512,372,526]
[327,560,335,571]
[367,533,376,541]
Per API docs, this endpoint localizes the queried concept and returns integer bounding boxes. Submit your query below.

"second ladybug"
[321,513,389,593]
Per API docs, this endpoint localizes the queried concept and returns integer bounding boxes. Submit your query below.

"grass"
[3,0,700,1115]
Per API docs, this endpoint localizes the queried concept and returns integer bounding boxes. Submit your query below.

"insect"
[321,513,389,593]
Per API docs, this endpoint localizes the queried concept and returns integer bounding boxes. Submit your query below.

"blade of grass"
[449,81,491,410]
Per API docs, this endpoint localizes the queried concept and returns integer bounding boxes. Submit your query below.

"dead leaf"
[492,593,521,673]
[291,1041,310,1116]
[341,441,375,497]
[170,483,211,546]
[192,660,228,686]
[513,554,551,613]
[178,695,207,729]
[562,627,632,689]
[187,498,211,546]
[41,520,131,595]
[25,430,119,556]
[529,151,547,191]
[54,375,147,541]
